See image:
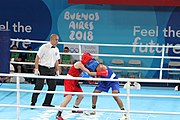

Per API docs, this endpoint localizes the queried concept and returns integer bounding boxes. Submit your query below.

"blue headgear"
[86,58,99,72]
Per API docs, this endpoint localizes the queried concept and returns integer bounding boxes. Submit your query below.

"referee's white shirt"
[37,42,60,68]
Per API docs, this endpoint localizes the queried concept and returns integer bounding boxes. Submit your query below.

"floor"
[0,83,180,120]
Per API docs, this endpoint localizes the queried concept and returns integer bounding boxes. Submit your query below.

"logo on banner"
[63,11,100,41]
[69,47,79,53]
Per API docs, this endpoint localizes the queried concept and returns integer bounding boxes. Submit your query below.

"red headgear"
[81,52,92,65]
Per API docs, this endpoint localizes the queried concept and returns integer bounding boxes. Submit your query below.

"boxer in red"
[56,52,106,120]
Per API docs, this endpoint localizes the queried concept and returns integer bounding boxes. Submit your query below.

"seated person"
[10,45,23,73]
[25,46,35,61]
[9,63,25,83]
[0,63,24,83]
[60,47,73,75]
[23,46,36,72]
[22,46,36,83]
[123,75,141,89]
[0,77,7,85]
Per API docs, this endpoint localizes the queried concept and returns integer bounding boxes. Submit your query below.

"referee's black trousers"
[31,65,56,105]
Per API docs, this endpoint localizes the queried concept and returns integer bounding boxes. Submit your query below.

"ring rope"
[1,103,180,115]
[1,73,180,82]
[10,49,180,60]
[10,38,180,48]
[9,61,180,71]
[0,88,180,99]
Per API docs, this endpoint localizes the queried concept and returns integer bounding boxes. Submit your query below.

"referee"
[31,34,60,107]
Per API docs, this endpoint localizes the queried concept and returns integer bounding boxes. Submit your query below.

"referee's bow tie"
[51,46,55,48]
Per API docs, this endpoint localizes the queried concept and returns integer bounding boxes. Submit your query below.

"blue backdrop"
[0,31,10,74]
[0,0,179,78]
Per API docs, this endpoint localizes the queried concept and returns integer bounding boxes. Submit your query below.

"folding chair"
[127,60,141,78]
[168,61,180,79]
[111,59,124,78]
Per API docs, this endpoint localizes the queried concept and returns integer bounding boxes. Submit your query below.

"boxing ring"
[0,39,180,120]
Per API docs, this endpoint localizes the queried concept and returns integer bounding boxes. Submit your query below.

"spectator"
[24,46,36,63]
[0,63,25,83]
[10,45,23,73]
[60,47,73,75]
[9,63,25,83]
[22,46,36,83]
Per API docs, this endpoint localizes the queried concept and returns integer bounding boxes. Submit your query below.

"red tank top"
[68,65,82,77]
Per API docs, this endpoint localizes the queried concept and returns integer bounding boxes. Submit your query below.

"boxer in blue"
[85,59,127,120]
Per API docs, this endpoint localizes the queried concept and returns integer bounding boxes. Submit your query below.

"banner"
[0,31,10,74]
[0,1,179,78]
[68,0,180,6]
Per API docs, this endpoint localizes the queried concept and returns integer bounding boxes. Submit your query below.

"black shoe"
[42,104,55,107]
[72,106,83,113]
[72,110,83,113]
[31,103,35,106]
[30,103,35,109]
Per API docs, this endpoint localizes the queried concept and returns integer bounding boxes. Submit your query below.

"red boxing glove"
[96,70,108,77]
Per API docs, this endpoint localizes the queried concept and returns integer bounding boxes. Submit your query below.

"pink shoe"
[56,111,64,120]
[56,116,64,120]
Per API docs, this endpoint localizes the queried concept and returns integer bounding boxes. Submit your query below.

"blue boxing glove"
[80,72,93,78]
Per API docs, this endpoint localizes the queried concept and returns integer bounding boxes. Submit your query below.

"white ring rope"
[1,103,180,116]
[9,61,180,71]
[1,88,180,99]
[8,61,180,74]
[10,49,180,60]
[1,73,180,83]
[10,38,180,48]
